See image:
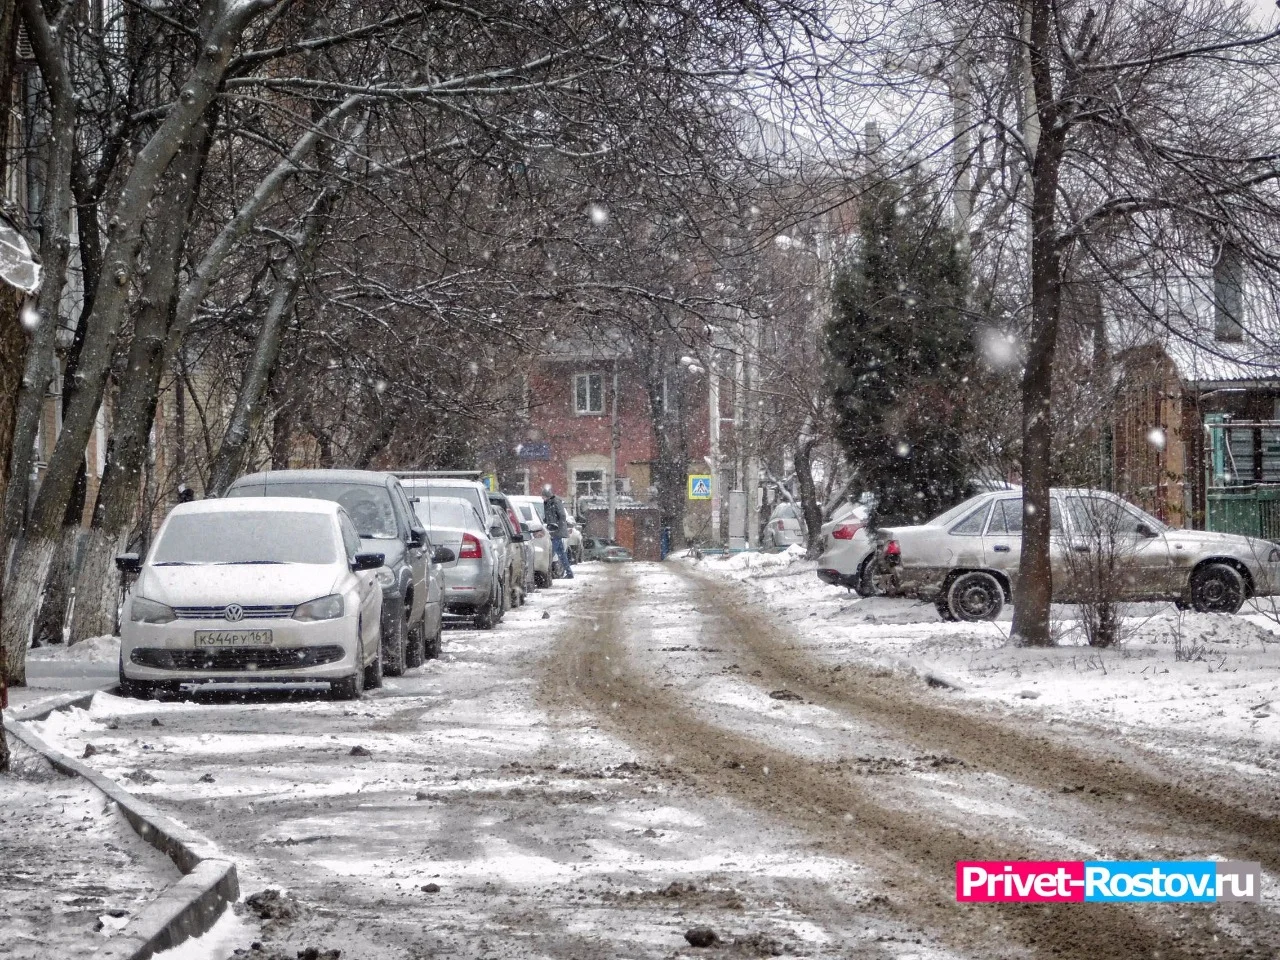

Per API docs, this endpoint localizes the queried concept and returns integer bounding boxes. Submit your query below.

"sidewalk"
[1,639,174,958]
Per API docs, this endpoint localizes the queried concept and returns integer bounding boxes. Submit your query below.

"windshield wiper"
[152,561,193,566]
[216,560,286,565]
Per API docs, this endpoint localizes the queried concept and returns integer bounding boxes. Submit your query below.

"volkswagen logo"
[223,603,245,622]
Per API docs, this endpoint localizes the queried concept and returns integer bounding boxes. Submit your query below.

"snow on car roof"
[235,469,393,487]
[170,496,341,516]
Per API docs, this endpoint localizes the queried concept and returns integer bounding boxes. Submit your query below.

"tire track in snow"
[673,563,1280,880]
[546,564,1262,960]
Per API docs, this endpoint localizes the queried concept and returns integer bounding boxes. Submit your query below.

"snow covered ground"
[689,547,1280,763]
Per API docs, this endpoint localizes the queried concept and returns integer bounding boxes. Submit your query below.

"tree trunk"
[1,0,269,666]
[794,436,824,559]
[68,116,214,642]
[0,286,23,761]
[1010,0,1064,647]
[1,0,78,547]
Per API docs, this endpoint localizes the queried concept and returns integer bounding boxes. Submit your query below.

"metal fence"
[1206,485,1280,542]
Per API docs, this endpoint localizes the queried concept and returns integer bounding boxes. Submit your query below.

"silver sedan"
[874,489,1280,621]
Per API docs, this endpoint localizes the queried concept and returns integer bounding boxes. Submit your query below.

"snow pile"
[694,560,1280,753]
[27,634,120,662]
[701,544,810,579]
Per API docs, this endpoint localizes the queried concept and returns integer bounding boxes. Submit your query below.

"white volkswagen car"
[117,498,384,700]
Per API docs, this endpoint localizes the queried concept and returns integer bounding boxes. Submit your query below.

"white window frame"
[574,468,606,499]
[574,372,604,415]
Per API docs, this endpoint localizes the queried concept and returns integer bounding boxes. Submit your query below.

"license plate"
[194,630,273,647]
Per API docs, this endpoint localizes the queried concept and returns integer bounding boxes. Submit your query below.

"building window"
[574,373,604,415]
[517,469,530,495]
[575,469,605,499]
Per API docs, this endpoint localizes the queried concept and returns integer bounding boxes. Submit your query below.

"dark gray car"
[227,470,451,674]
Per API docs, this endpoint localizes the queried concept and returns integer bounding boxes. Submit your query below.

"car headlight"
[1269,547,1280,564]
[374,567,396,589]
[293,594,344,622]
[130,596,176,625]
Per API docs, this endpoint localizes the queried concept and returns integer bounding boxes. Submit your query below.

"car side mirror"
[489,523,505,538]
[407,529,426,548]
[1135,523,1158,539]
[432,545,455,565]
[115,553,142,574]
[352,552,385,571]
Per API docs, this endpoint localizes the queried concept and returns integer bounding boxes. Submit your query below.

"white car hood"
[1164,529,1269,554]
[137,564,342,607]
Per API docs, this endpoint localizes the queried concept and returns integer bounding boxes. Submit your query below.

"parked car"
[580,536,620,561]
[413,496,504,628]
[601,544,634,562]
[116,498,384,700]
[564,514,584,562]
[874,488,1280,621]
[816,503,876,591]
[488,491,534,605]
[226,470,446,673]
[762,502,805,549]
[398,476,492,529]
[509,495,554,586]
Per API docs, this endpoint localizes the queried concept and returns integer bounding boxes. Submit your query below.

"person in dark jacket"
[541,484,574,579]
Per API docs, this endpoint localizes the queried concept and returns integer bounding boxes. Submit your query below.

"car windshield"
[240,482,398,538]
[151,512,336,565]
[413,498,478,532]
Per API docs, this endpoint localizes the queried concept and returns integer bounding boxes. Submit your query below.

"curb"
[4,690,240,960]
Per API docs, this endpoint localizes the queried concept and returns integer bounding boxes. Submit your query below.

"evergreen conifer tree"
[825,176,975,526]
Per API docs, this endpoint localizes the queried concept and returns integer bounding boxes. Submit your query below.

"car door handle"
[992,544,1011,553]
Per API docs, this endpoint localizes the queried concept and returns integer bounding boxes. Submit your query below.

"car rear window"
[232,482,398,539]
[152,512,336,565]
[950,503,991,535]
[414,498,478,531]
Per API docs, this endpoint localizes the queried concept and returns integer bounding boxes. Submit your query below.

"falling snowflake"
[895,441,912,458]
[20,305,40,331]
[588,203,609,225]
[1147,427,1166,450]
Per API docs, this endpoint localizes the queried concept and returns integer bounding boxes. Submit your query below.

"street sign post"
[688,474,712,500]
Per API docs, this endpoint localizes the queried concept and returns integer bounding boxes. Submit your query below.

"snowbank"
[27,634,120,663]
[693,556,1280,752]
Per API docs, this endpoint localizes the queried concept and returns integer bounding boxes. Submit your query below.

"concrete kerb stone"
[3,690,241,960]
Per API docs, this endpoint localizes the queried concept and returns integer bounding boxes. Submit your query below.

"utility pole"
[708,352,721,543]
[608,358,618,541]
[745,309,761,548]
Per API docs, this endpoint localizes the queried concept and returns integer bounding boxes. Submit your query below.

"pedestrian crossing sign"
[688,475,712,500]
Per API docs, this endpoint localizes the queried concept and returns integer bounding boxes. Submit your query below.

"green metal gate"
[1205,486,1280,541]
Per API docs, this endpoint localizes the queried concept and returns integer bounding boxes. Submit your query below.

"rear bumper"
[817,568,857,587]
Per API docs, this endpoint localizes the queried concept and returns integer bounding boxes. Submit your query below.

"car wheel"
[382,609,407,677]
[332,664,363,701]
[856,555,883,597]
[475,583,500,630]
[364,624,384,689]
[947,571,1005,622]
[406,608,425,669]
[1190,563,1246,614]
[934,596,959,622]
[425,617,442,660]
[534,569,550,588]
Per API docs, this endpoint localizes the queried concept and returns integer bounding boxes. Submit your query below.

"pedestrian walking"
[541,484,574,579]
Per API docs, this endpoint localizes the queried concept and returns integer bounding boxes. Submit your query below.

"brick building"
[505,335,724,546]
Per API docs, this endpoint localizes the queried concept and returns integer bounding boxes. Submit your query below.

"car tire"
[934,596,959,622]
[406,608,425,669]
[425,618,442,660]
[856,555,883,598]
[475,583,500,630]
[382,609,407,677]
[946,571,1005,622]
[332,665,363,701]
[1189,563,1246,614]
[363,624,384,689]
[534,570,551,588]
